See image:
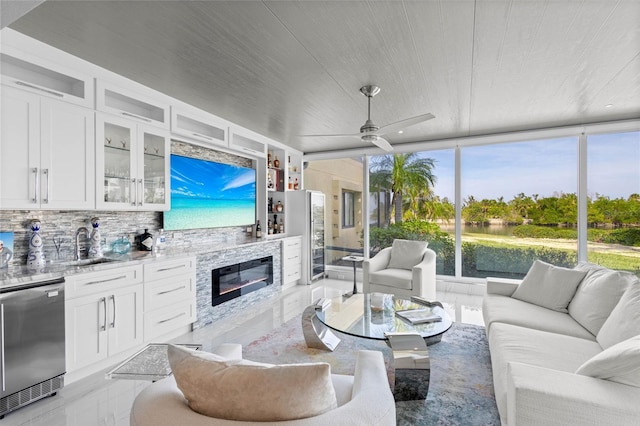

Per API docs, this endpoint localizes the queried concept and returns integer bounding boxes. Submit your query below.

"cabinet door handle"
[157,285,186,295]
[157,264,185,272]
[42,169,49,204]
[100,297,107,331]
[110,295,116,328]
[32,167,39,203]
[138,179,143,206]
[192,132,213,141]
[1,304,5,392]
[121,111,152,123]
[15,81,64,98]
[158,312,185,324]
[86,275,127,285]
[130,178,136,206]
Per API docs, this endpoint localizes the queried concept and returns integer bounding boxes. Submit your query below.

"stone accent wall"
[194,240,282,329]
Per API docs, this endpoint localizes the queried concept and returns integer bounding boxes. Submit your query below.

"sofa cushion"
[167,344,337,421]
[576,335,640,387]
[568,264,636,335]
[368,268,413,290]
[511,260,587,313]
[489,323,602,424]
[482,294,595,340]
[387,239,427,270]
[597,282,640,349]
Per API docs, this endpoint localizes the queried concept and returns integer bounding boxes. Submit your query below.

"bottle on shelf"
[256,220,262,238]
[288,176,293,190]
[274,156,280,168]
[268,197,273,212]
[267,219,273,234]
[273,214,278,234]
[276,200,284,212]
[288,155,292,172]
[294,178,299,190]
[279,218,284,234]
[267,152,273,168]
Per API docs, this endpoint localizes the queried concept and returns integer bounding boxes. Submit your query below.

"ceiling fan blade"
[377,113,435,136]
[297,132,361,138]
[371,135,393,152]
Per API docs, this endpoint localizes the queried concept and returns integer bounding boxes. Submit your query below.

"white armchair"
[363,239,436,300]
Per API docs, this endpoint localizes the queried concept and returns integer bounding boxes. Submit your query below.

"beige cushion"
[568,264,636,335]
[576,335,640,387]
[167,344,337,421]
[511,260,586,313]
[387,239,427,270]
[597,283,640,349]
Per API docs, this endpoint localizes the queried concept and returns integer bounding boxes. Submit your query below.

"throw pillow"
[568,265,636,335]
[596,282,640,349]
[511,260,587,313]
[576,335,640,387]
[167,344,337,421]
[387,239,428,270]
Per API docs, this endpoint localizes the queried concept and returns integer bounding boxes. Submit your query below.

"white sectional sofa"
[483,261,640,426]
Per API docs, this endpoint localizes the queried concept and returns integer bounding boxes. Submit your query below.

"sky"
[417,131,640,202]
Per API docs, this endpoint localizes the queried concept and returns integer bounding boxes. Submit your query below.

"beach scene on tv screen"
[164,154,256,230]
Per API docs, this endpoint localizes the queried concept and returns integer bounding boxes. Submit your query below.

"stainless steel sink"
[59,257,121,267]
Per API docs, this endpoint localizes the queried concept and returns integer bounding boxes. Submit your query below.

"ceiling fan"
[299,85,435,152]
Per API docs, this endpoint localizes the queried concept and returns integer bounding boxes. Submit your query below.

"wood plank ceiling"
[7,0,640,154]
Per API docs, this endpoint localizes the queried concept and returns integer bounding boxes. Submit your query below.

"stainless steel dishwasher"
[0,277,65,418]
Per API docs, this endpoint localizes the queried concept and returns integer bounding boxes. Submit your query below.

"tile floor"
[4,278,485,426]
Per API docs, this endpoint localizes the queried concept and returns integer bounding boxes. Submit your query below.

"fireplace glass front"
[212,256,273,306]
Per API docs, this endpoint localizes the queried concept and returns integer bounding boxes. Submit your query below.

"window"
[343,191,355,228]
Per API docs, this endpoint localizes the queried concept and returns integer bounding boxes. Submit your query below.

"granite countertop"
[0,236,286,290]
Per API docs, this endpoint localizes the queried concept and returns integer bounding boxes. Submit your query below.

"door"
[96,113,137,210]
[137,125,170,211]
[65,294,109,372]
[40,99,95,209]
[311,192,325,279]
[107,284,143,357]
[0,86,40,209]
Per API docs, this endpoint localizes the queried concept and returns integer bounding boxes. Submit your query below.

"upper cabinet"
[0,86,95,210]
[96,113,170,211]
[0,47,94,108]
[96,80,170,130]
[170,105,228,148]
[229,127,267,158]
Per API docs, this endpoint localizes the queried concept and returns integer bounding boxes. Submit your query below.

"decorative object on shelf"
[88,217,104,258]
[294,178,299,190]
[267,172,275,189]
[27,219,46,270]
[275,200,284,212]
[0,231,14,269]
[137,228,154,251]
[267,152,273,168]
[111,236,132,254]
[274,156,280,168]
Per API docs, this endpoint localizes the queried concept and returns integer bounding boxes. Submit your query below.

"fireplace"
[212,256,273,306]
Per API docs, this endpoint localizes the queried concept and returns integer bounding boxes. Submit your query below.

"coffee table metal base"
[302,304,341,351]
[386,333,430,401]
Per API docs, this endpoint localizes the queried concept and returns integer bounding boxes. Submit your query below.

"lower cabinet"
[65,265,144,372]
[282,236,302,287]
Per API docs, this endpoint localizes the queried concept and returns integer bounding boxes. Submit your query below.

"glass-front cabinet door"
[96,113,170,211]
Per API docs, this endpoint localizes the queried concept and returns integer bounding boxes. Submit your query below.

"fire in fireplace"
[212,256,273,306]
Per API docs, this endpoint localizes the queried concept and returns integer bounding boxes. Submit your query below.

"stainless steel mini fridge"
[288,190,325,284]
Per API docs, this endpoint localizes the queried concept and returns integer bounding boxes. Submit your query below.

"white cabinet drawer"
[65,264,143,299]
[144,275,195,311]
[144,301,195,341]
[143,257,195,281]
[283,263,301,284]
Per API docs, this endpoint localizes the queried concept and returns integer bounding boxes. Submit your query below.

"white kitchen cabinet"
[143,257,196,342]
[65,265,144,373]
[0,47,94,108]
[282,236,302,287]
[171,105,228,148]
[229,127,267,158]
[96,79,169,129]
[96,113,170,211]
[0,86,95,210]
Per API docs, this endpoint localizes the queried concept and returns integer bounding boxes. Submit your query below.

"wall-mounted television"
[163,154,256,230]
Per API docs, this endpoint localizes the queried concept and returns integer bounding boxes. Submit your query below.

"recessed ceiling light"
[398,130,404,134]
[605,104,613,108]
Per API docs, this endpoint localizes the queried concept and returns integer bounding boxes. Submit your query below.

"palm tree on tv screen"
[370,153,436,225]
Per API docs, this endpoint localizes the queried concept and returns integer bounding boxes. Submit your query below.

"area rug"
[244,318,500,426]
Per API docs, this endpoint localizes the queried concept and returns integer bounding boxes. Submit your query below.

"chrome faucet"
[74,227,89,260]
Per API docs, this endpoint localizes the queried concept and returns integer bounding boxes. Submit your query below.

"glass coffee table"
[302,293,452,400]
